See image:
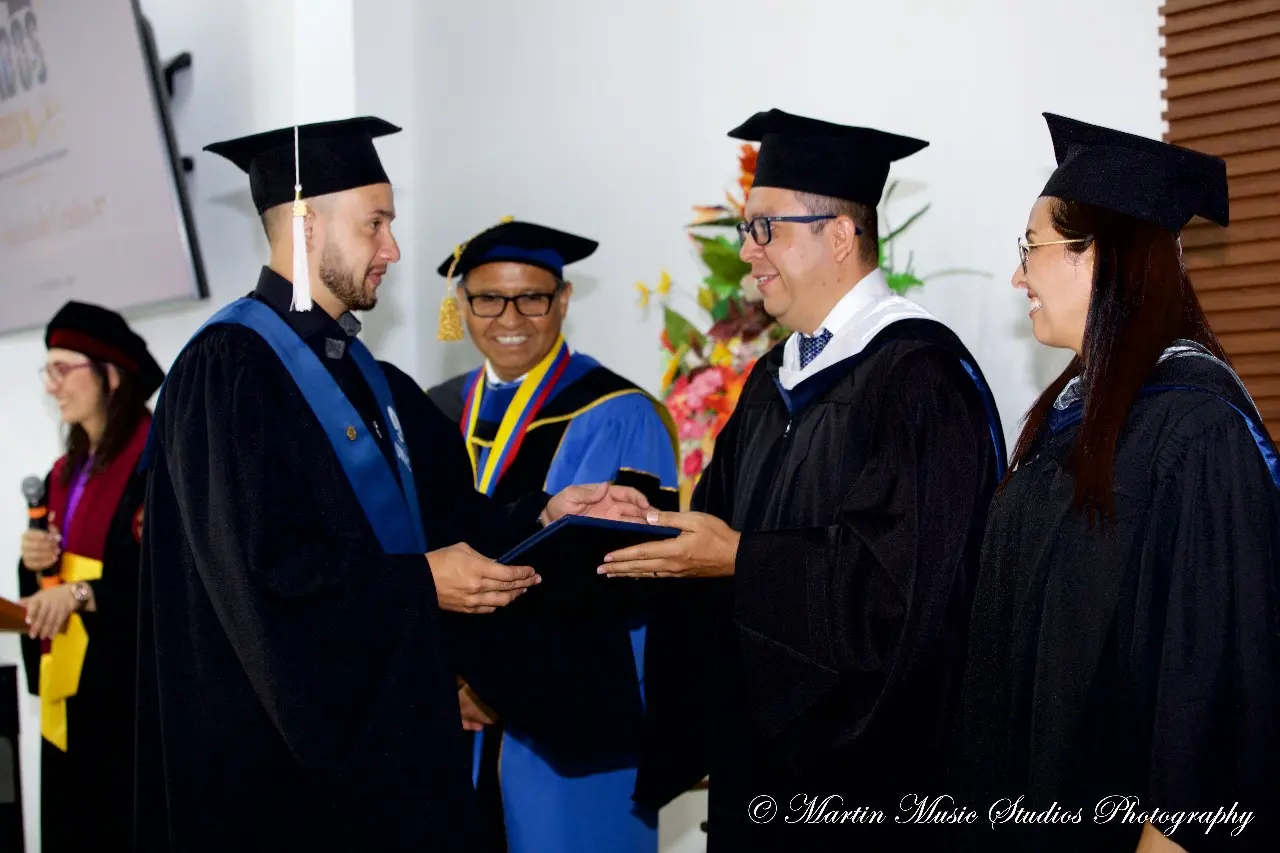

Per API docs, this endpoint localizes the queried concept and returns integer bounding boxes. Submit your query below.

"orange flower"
[738,143,758,180]
[691,205,731,225]
[738,143,758,201]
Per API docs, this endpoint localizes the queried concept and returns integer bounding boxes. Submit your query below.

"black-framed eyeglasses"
[1017,236,1093,274]
[462,283,563,318]
[736,215,859,247]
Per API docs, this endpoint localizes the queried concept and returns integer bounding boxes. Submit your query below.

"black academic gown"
[133,269,540,853]
[955,345,1280,853]
[19,470,145,853]
[637,318,1005,852]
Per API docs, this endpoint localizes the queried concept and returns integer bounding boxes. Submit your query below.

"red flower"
[682,448,705,478]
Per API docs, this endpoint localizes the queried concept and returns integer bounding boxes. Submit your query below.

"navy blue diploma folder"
[499,514,681,569]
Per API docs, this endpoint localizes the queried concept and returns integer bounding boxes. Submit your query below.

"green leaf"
[703,274,740,300]
[664,305,706,352]
[881,179,899,206]
[710,300,730,322]
[886,271,925,295]
[686,217,743,229]
[882,203,930,244]
[691,234,751,284]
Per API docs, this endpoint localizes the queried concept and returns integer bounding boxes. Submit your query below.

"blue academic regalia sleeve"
[543,393,679,494]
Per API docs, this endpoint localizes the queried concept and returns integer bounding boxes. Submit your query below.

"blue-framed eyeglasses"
[736,215,860,247]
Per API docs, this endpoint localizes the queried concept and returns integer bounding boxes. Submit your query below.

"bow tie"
[799,329,833,368]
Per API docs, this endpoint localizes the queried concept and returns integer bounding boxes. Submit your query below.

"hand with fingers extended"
[599,510,740,579]
[428,541,541,614]
[541,482,652,526]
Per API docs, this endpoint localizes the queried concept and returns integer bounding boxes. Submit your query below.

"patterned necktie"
[799,328,833,368]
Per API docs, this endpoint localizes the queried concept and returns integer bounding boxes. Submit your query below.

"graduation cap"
[433,218,598,341]
[435,220,598,281]
[728,108,929,207]
[204,116,401,310]
[1040,113,1229,232]
[45,301,165,399]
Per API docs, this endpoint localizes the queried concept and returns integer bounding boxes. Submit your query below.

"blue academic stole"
[152,298,427,555]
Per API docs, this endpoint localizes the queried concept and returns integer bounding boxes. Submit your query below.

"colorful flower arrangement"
[638,143,978,503]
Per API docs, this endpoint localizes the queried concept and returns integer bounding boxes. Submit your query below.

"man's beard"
[319,244,377,312]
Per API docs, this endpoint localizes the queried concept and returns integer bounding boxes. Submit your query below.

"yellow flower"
[697,288,716,312]
[660,349,683,392]
[709,341,732,367]
[657,270,672,296]
[635,281,652,308]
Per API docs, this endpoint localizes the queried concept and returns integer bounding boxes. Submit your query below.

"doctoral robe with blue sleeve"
[428,351,679,853]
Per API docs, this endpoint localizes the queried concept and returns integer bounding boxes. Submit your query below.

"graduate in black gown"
[603,109,1008,852]
[19,302,163,853]
[133,117,650,853]
[954,114,1280,853]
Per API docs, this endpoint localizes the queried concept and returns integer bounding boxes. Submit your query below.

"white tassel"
[290,124,311,311]
[291,203,311,311]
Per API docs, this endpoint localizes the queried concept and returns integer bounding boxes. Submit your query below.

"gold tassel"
[437,243,466,341]
[437,293,464,341]
[437,216,517,342]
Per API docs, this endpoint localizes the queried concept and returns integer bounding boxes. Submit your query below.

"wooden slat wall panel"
[1161,13,1280,56]
[1182,215,1280,246]
[1163,0,1280,34]
[1164,34,1280,75]
[1165,56,1280,98]
[1198,284,1280,310]
[1191,261,1280,289]
[1163,0,1280,440]
[1168,103,1280,139]
[1176,124,1280,157]
[1182,193,1279,221]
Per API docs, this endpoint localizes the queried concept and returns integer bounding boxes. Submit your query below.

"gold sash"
[39,552,102,751]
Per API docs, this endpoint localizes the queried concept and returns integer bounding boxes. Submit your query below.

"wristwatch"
[70,581,91,610]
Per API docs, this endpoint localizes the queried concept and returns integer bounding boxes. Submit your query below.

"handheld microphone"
[21,475,60,586]
[22,475,47,531]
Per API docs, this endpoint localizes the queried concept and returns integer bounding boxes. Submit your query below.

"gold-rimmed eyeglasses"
[1017,236,1093,274]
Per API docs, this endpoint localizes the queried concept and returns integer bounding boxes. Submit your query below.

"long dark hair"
[1006,199,1227,521]
[60,360,150,486]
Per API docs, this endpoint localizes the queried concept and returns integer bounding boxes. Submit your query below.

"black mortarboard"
[728,108,929,206]
[203,116,400,215]
[436,220,599,280]
[1040,113,1229,232]
[45,301,164,398]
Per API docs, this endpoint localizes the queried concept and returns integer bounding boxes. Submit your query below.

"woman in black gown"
[955,114,1279,853]
[18,301,163,852]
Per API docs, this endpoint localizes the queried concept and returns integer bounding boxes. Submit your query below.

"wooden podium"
[0,599,25,634]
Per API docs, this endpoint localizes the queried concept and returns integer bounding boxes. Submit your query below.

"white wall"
[416,0,1166,438]
[0,0,1163,849]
